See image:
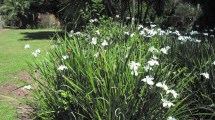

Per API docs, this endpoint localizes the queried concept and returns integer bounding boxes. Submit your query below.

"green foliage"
[28,18,215,119]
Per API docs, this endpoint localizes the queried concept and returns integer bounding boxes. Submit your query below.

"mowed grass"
[0,29,55,120]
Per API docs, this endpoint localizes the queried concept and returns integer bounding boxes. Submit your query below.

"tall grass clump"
[28,17,215,119]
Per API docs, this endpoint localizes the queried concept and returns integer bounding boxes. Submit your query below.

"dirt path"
[0,71,34,120]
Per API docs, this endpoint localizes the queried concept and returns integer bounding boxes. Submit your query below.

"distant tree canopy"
[0,0,215,30]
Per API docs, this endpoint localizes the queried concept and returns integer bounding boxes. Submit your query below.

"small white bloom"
[200,72,209,79]
[156,82,168,91]
[58,65,68,71]
[124,31,129,35]
[126,17,130,20]
[32,52,38,57]
[148,46,159,53]
[24,44,30,49]
[152,55,158,60]
[94,52,99,57]
[138,25,143,30]
[195,39,201,43]
[116,15,120,18]
[62,55,69,60]
[101,40,108,46]
[143,65,152,72]
[148,59,159,66]
[162,99,174,108]
[142,76,154,86]
[131,70,139,76]
[91,37,97,45]
[129,61,141,76]
[89,19,98,23]
[35,48,41,53]
[212,61,215,65]
[93,18,98,22]
[167,89,178,98]
[69,30,74,37]
[74,32,82,36]
[167,116,177,120]
[190,30,198,35]
[150,24,156,28]
[130,33,135,37]
[23,85,32,90]
[96,30,100,35]
[160,46,171,54]
[203,33,208,36]
[129,61,141,71]
[173,30,181,36]
[89,19,94,23]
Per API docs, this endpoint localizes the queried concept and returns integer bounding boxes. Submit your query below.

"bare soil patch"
[0,70,34,120]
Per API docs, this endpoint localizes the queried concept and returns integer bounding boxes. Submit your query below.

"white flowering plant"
[28,18,215,120]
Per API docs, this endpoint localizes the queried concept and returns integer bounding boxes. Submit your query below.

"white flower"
[173,30,181,36]
[148,46,159,53]
[143,65,152,72]
[200,72,209,79]
[162,99,174,108]
[74,32,82,36]
[195,39,201,43]
[131,70,139,76]
[126,17,130,20]
[35,48,41,53]
[142,76,154,86]
[91,37,97,45]
[32,52,38,57]
[94,52,99,57]
[69,30,74,37]
[124,31,129,35]
[190,30,198,35]
[148,59,159,66]
[129,61,141,71]
[150,24,156,28]
[160,46,171,54]
[139,30,145,35]
[203,33,208,36]
[89,19,94,23]
[89,19,98,23]
[58,65,68,71]
[96,30,100,35]
[129,61,141,76]
[166,89,178,98]
[152,55,158,60]
[23,85,32,90]
[116,15,120,18]
[62,55,69,60]
[130,33,135,37]
[156,82,168,91]
[24,44,30,49]
[101,40,108,46]
[167,116,177,120]
[213,61,215,65]
[138,25,143,30]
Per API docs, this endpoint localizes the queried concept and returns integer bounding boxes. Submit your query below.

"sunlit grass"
[0,29,55,119]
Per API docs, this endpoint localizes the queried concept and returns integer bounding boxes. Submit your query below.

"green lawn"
[0,29,55,120]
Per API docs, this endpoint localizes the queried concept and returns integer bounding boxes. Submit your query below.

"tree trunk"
[143,3,150,24]
[132,0,136,19]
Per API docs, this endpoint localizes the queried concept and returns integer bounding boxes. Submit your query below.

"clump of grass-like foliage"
[28,17,215,119]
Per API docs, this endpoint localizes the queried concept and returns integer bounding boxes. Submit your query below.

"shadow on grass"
[19,31,64,41]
